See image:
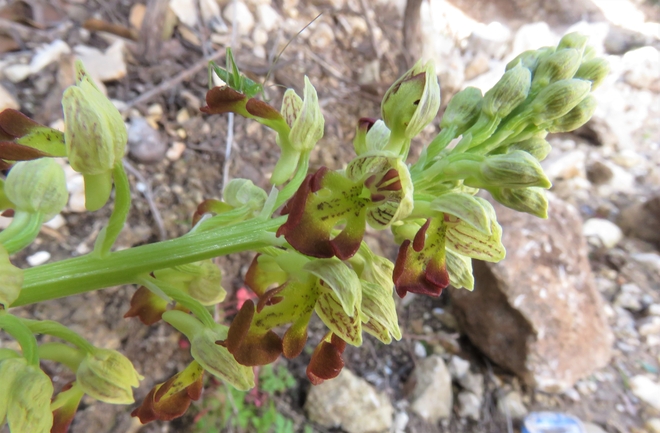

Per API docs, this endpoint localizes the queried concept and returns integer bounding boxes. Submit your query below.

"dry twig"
[122,159,167,241]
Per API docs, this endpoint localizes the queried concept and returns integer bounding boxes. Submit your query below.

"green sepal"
[360,280,401,343]
[445,197,505,262]
[446,249,474,290]
[303,258,361,318]
[430,192,491,235]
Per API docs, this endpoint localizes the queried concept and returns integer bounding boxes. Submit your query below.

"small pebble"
[166,142,186,161]
[128,117,166,164]
[27,251,51,266]
[44,214,66,230]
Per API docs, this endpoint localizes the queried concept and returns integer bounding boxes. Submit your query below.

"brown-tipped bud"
[440,87,483,135]
[507,137,552,161]
[574,58,609,90]
[548,94,597,133]
[482,64,531,119]
[530,79,592,125]
[530,49,583,92]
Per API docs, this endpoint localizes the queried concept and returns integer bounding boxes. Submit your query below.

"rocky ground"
[1,0,660,432]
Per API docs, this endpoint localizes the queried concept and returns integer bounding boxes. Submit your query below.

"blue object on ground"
[522,412,585,433]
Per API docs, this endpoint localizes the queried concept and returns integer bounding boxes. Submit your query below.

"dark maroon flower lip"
[131,369,203,424]
[393,218,450,298]
[306,333,346,385]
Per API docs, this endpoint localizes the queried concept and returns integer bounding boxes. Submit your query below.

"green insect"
[207,12,323,98]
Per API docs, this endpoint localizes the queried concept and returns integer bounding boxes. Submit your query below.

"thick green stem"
[93,162,131,257]
[37,342,85,372]
[12,216,286,307]
[0,311,39,366]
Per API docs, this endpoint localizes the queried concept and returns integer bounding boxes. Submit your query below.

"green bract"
[62,60,128,211]
[0,244,23,307]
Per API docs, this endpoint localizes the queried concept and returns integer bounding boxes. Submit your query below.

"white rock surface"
[457,391,481,420]
[646,418,660,433]
[305,369,393,433]
[223,1,255,35]
[630,375,660,411]
[256,3,280,32]
[621,46,660,90]
[582,218,623,249]
[170,0,199,27]
[75,40,127,82]
[30,40,71,74]
[27,251,51,267]
[497,391,528,419]
[309,22,335,50]
[408,355,453,423]
[510,22,557,57]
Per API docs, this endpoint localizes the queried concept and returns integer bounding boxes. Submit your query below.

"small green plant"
[193,363,301,433]
[0,32,608,432]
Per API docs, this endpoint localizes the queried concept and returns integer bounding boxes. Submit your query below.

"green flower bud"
[582,45,597,61]
[4,159,67,220]
[482,64,531,118]
[280,88,302,129]
[530,79,591,125]
[223,178,267,213]
[76,348,142,404]
[557,32,589,54]
[488,186,548,218]
[506,137,552,161]
[506,47,555,74]
[271,77,324,185]
[440,87,483,135]
[187,261,226,306]
[5,363,54,433]
[364,120,391,153]
[289,76,324,153]
[0,244,23,307]
[381,59,440,140]
[548,94,597,133]
[574,58,609,90]
[531,49,583,93]
[62,61,127,211]
[466,150,552,189]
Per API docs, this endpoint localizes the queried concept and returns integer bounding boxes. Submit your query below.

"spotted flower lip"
[277,154,413,260]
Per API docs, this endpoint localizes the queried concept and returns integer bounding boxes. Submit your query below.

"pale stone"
[129,3,146,29]
[223,1,255,35]
[44,214,66,230]
[74,40,127,82]
[582,218,623,249]
[408,355,453,423]
[630,375,660,411]
[457,391,481,420]
[646,418,660,433]
[169,0,199,27]
[622,46,660,91]
[309,22,335,50]
[30,40,71,74]
[305,369,392,433]
[497,391,527,419]
[27,251,51,267]
[4,64,32,83]
[166,142,186,161]
[256,4,280,32]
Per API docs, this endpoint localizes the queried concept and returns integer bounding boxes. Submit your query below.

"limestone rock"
[618,195,660,246]
[305,369,393,433]
[0,84,19,111]
[450,194,613,392]
[127,117,166,164]
[630,375,660,411]
[223,1,255,35]
[582,218,623,249]
[497,391,527,419]
[407,355,453,423]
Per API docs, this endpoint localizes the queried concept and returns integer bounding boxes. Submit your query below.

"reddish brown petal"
[124,286,168,325]
[393,219,449,298]
[282,313,311,359]
[358,117,377,132]
[200,86,247,115]
[245,98,283,120]
[51,383,82,433]
[0,109,42,139]
[0,141,51,161]
[306,334,346,385]
[226,300,283,366]
[256,284,286,313]
[132,373,204,424]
